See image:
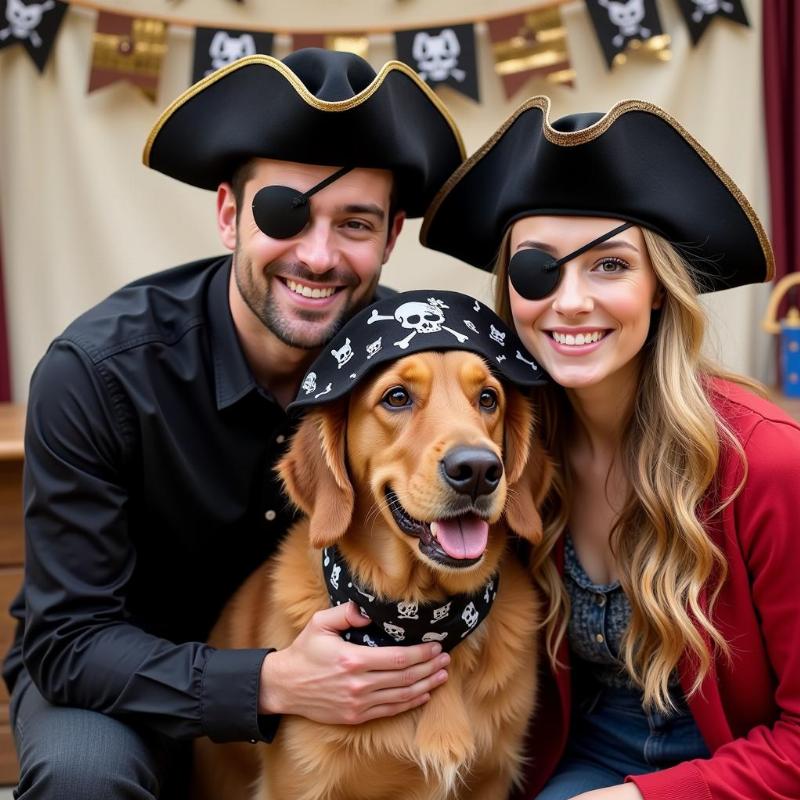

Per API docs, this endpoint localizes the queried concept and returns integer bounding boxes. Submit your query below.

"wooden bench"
[0,404,24,784]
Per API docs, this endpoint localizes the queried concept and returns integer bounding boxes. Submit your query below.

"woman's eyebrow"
[514,238,639,254]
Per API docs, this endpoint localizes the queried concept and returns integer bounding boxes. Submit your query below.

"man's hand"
[259,601,450,724]
[571,785,644,800]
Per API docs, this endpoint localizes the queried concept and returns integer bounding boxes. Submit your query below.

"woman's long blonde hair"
[496,225,761,712]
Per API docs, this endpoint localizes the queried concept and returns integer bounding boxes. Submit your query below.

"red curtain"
[0,226,11,401]
[763,0,800,287]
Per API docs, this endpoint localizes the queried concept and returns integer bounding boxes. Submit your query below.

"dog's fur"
[193,351,551,800]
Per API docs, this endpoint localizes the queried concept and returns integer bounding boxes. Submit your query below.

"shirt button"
[264,510,277,521]
[276,434,286,444]
[594,594,607,607]
[595,633,605,644]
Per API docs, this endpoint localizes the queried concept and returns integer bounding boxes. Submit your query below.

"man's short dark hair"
[230,160,258,214]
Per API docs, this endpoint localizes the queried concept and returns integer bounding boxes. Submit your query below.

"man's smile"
[284,279,338,299]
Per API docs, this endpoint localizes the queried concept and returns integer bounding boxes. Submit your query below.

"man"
[3,48,464,798]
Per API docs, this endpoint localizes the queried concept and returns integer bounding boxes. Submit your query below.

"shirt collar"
[207,258,260,410]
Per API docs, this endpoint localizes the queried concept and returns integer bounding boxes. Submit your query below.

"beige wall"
[0,0,772,400]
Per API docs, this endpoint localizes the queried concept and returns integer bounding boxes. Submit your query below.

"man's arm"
[22,340,268,742]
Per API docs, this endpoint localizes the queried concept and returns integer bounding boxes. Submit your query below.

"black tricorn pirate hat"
[143,48,465,217]
[287,290,548,413]
[421,97,774,291]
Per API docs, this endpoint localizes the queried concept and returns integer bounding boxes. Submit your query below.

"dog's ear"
[502,387,533,487]
[278,402,354,549]
[503,389,552,544]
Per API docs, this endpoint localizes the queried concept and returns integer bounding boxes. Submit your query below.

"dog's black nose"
[441,447,503,499]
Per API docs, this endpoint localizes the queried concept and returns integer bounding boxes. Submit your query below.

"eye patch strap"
[544,221,634,271]
[291,165,353,208]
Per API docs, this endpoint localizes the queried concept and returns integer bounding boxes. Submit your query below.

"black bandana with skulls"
[287,290,547,413]
[322,546,499,652]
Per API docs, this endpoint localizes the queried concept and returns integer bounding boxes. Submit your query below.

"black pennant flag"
[584,0,665,69]
[0,0,67,73]
[192,27,274,84]
[673,0,750,45]
[395,23,479,102]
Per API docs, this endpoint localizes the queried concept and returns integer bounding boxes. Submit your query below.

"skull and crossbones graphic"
[396,601,419,620]
[430,602,452,623]
[331,338,354,369]
[301,371,317,395]
[207,31,257,74]
[367,297,469,350]
[383,622,406,642]
[598,0,651,47]
[411,29,466,82]
[489,324,506,347]
[0,0,55,48]
[460,602,479,637]
[690,0,734,22]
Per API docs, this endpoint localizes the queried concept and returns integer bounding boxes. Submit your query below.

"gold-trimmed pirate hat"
[144,48,465,218]
[421,96,773,291]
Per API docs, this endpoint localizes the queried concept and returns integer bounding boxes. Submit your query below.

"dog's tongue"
[430,515,489,560]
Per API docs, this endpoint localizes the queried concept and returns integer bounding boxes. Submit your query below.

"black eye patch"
[508,221,634,300]
[508,248,561,301]
[251,166,353,240]
[252,185,311,239]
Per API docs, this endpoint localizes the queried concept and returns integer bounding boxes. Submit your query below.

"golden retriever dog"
[194,349,550,800]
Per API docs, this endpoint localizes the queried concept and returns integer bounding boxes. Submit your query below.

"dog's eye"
[382,386,411,409]
[479,388,498,411]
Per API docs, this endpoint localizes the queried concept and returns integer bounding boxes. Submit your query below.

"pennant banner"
[0,0,67,73]
[673,0,750,45]
[584,0,670,69]
[88,12,167,101]
[395,23,479,102]
[5,0,755,99]
[192,27,273,83]
[487,7,574,99]
[291,32,369,59]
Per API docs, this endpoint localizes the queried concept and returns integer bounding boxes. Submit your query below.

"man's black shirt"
[3,256,299,743]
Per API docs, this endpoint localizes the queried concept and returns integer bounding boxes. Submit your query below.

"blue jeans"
[10,670,189,800]
[536,684,709,800]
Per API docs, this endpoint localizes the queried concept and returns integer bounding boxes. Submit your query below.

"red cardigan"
[519,379,800,799]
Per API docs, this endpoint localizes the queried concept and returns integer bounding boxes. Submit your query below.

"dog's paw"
[413,684,475,796]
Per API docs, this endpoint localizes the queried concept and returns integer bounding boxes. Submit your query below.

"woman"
[421,97,800,799]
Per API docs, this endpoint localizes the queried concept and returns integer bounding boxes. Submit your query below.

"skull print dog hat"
[288,290,548,413]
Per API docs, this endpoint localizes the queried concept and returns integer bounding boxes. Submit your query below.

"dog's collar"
[322,546,498,653]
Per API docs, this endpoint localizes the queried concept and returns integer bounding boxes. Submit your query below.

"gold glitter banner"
[88,11,167,101]
[290,32,369,60]
[611,34,672,69]
[487,7,574,99]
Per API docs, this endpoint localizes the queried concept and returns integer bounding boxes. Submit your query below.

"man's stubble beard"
[232,246,382,351]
